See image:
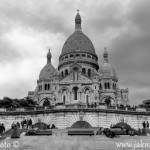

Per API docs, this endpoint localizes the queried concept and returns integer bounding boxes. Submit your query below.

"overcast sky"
[0,0,150,105]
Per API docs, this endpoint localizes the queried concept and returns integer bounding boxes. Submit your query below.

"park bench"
[68,129,94,136]
[26,129,52,136]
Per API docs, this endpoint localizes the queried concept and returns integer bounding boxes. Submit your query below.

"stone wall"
[0,109,149,130]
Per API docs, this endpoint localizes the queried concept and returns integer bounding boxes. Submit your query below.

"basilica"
[28,11,129,107]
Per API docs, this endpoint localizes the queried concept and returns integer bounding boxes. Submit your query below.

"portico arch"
[101,96,115,105]
[40,97,51,106]
[71,121,92,128]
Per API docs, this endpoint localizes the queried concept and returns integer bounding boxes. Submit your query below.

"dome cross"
[75,10,82,31]
[47,48,52,64]
[103,47,108,63]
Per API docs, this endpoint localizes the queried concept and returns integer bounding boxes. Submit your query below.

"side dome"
[99,48,117,78]
[99,63,116,78]
[39,49,58,80]
[39,63,57,80]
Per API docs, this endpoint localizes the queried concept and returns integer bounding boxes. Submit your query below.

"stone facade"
[28,11,129,106]
[0,109,149,130]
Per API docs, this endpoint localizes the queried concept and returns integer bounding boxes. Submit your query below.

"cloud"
[106,0,150,104]
[87,1,124,32]
[0,0,149,106]
[127,0,150,33]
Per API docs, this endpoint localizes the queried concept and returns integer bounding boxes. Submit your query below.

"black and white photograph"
[0,0,150,149]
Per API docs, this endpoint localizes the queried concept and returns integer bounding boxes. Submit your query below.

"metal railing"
[0,105,145,112]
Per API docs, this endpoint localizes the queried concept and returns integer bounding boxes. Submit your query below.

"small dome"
[39,49,58,80]
[99,48,117,78]
[99,63,116,78]
[39,63,57,80]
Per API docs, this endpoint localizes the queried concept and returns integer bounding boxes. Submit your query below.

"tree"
[104,96,111,106]
[43,98,50,107]
[20,97,38,107]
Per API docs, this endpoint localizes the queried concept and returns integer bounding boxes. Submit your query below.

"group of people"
[21,119,33,129]
[11,122,21,129]
[0,123,5,136]
[11,119,33,130]
[142,121,149,129]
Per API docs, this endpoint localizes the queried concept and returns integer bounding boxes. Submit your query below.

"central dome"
[60,11,96,57]
[61,30,96,56]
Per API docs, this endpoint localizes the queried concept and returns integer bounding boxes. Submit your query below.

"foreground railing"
[0,105,146,112]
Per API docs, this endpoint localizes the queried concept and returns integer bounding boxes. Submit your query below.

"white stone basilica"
[28,11,129,106]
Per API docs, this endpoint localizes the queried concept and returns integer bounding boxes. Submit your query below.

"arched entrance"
[101,96,115,105]
[71,121,92,128]
[43,98,50,107]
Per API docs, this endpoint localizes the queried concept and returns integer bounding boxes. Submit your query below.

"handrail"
[0,106,146,112]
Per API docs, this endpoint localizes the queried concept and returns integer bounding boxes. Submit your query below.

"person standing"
[146,121,149,129]
[17,122,20,129]
[28,119,32,129]
[142,121,146,129]
[11,122,15,129]
[11,124,20,138]
[0,124,2,136]
[1,124,5,134]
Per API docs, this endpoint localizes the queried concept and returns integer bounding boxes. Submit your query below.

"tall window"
[65,69,68,76]
[88,69,91,77]
[61,71,64,77]
[86,95,89,104]
[45,84,47,90]
[73,67,78,80]
[100,83,102,90]
[107,82,110,89]
[82,68,86,74]
[63,95,66,104]
[73,87,78,100]
[105,82,107,89]
[85,89,90,104]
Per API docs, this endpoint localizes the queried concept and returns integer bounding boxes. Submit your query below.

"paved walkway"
[0,129,150,150]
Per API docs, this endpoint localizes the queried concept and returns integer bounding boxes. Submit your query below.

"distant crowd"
[142,121,149,129]
[11,119,33,129]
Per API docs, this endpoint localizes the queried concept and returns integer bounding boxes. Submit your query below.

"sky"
[0,0,150,105]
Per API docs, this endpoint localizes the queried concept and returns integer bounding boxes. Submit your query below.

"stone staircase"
[0,128,27,141]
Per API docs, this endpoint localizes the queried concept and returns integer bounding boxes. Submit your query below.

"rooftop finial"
[75,9,82,31]
[47,48,52,64]
[103,47,108,63]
